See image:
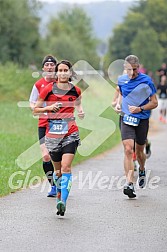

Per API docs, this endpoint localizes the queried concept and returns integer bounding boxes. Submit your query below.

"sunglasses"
[126,68,138,71]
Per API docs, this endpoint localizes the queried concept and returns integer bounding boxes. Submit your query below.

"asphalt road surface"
[0,117,167,252]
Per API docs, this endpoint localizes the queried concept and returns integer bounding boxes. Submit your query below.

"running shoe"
[123,183,136,198]
[47,185,57,197]
[145,142,151,159]
[138,169,146,188]
[57,201,66,216]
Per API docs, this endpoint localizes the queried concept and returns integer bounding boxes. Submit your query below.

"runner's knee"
[124,145,133,157]
[43,153,51,162]
[61,162,71,173]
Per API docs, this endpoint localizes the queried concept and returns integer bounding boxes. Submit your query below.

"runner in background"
[157,75,167,123]
[29,55,57,197]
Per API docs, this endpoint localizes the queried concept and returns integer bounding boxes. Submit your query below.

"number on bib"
[123,114,140,126]
[48,120,68,134]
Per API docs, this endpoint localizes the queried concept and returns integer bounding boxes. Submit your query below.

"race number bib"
[123,114,140,126]
[48,119,68,134]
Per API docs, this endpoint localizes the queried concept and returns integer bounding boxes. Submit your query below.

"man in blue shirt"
[115,55,158,198]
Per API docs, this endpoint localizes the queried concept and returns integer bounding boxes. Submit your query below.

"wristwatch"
[140,106,144,111]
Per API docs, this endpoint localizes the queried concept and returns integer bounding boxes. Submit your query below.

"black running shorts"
[120,117,149,145]
[49,141,79,162]
[45,132,80,162]
[38,127,47,145]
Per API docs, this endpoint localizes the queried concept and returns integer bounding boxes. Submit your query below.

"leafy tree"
[107,11,149,62]
[0,0,41,65]
[42,33,85,63]
[143,0,167,59]
[131,28,164,72]
[106,0,167,71]
[44,7,100,67]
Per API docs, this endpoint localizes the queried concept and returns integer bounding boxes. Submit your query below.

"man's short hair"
[125,55,140,65]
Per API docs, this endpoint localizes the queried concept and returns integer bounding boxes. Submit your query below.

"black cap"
[42,55,57,67]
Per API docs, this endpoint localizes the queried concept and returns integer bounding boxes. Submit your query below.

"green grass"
[0,63,121,197]
[0,62,35,101]
[0,102,42,196]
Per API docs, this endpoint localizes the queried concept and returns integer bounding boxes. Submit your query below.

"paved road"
[0,117,167,252]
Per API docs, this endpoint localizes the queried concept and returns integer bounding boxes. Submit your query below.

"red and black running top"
[39,82,81,138]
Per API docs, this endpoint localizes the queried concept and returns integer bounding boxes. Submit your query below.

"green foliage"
[107,11,149,61]
[144,0,167,60]
[0,101,42,196]
[42,33,85,64]
[0,62,36,101]
[0,0,41,66]
[44,7,100,67]
[131,28,164,72]
[59,7,94,47]
[106,0,167,71]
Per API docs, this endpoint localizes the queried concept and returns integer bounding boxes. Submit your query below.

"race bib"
[123,114,140,126]
[48,119,68,134]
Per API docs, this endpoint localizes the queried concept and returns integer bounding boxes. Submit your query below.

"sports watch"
[140,106,144,111]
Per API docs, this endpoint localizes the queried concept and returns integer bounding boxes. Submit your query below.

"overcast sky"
[39,0,134,4]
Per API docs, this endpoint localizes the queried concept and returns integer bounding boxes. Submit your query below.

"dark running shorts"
[45,131,80,162]
[38,127,47,145]
[120,117,149,145]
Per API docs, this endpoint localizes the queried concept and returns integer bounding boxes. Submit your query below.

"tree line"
[0,0,167,73]
[106,0,167,73]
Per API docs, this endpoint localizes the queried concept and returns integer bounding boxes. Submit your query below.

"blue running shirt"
[118,73,156,119]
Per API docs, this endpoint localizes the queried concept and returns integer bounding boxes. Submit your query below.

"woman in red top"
[34,60,85,216]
